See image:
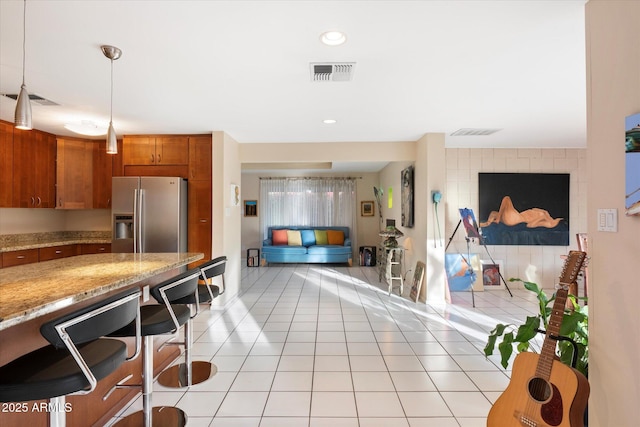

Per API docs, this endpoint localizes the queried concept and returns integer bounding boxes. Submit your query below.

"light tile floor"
[108,263,543,427]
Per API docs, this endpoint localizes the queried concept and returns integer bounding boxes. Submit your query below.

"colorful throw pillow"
[327,229,345,245]
[300,229,316,247]
[314,229,328,245]
[272,229,289,245]
[287,230,302,246]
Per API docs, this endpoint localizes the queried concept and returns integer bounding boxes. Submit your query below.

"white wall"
[445,148,587,290]
[212,131,242,306]
[586,1,639,425]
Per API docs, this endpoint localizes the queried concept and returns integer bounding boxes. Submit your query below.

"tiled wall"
[444,148,587,290]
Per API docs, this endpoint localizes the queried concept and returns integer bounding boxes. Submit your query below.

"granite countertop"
[0,231,112,252]
[0,252,203,331]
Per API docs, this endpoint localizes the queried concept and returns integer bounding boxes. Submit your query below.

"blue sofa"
[262,226,353,265]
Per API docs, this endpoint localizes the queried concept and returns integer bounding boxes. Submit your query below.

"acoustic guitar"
[487,250,590,427]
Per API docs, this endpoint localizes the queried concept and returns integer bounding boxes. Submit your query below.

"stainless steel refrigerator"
[111,177,187,253]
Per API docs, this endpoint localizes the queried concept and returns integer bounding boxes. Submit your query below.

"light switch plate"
[143,285,150,302]
[597,208,617,232]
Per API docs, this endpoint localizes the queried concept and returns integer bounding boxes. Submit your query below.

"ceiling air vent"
[450,128,501,136]
[1,93,59,106]
[310,62,355,82]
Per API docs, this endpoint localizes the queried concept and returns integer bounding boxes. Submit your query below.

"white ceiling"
[0,1,587,158]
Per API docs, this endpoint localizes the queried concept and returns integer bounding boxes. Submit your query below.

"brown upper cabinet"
[0,121,14,207]
[56,137,94,209]
[92,140,114,208]
[188,135,212,181]
[123,136,189,166]
[13,128,56,208]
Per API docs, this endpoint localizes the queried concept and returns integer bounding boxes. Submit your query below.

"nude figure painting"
[478,173,569,246]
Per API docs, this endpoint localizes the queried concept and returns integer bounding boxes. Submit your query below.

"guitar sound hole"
[528,377,552,403]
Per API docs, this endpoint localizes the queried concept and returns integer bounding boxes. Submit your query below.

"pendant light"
[14,0,32,130]
[101,45,121,154]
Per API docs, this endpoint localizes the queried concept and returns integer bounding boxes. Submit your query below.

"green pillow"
[314,229,328,245]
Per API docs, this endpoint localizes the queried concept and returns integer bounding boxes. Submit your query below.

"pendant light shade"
[106,121,117,154]
[15,0,32,130]
[101,45,121,154]
[15,84,32,130]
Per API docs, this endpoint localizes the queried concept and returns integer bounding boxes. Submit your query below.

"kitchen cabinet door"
[13,128,56,208]
[93,141,113,208]
[56,138,93,209]
[0,121,13,207]
[188,180,212,268]
[39,244,80,261]
[2,249,39,267]
[123,136,155,165]
[156,136,189,165]
[188,135,212,181]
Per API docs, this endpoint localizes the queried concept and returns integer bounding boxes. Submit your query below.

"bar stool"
[111,269,200,427]
[0,288,141,427]
[157,256,227,388]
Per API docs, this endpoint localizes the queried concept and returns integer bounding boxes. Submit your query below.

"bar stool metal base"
[157,361,217,388]
[113,406,187,427]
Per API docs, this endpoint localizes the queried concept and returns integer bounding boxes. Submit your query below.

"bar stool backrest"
[150,269,201,305]
[40,288,141,349]
[200,256,227,294]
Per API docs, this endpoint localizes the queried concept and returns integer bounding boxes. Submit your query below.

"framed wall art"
[244,200,258,217]
[478,173,569,246]
[409,261,426,302]
[625,112,640,216]
[361,200,375,217]
[401,166,414,227]
[481,260,504,289]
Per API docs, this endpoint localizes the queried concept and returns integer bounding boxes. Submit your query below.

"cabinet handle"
[199,219,207,223]
[17,255,25,259]
[157,154,161,163]
[31,197,35,206]
[107,198,111,207]
[37,197,41,206]
[99,247,106,251]
[55,250,62,254]
[59,198,63,207]
[151,154,154,163]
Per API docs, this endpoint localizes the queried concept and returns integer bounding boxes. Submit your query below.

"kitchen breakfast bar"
[0,252,203,426]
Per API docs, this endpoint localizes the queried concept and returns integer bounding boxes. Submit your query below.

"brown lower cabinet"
[0,244,111,269]
[38,245,80,262]
[2,249,39,268]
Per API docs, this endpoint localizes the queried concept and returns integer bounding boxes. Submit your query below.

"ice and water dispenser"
[113,215,134,240]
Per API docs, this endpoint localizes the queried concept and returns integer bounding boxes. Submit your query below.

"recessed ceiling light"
[64,120,108,136]
[320,31,347,46]
[323,119,337,124]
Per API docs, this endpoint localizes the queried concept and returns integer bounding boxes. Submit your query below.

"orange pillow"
[272,229,288,245]
[327,230,345,245]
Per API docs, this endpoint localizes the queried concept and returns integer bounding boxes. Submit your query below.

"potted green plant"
[484,278,588,378]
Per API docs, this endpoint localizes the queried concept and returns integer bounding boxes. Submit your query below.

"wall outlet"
[142,285,150,302]
[597,208,617,232]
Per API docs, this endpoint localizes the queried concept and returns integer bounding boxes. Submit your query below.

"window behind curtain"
[259,177,357,243]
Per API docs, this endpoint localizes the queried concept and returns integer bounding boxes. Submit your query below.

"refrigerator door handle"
[133,189,139,253]
[138,189,145,253]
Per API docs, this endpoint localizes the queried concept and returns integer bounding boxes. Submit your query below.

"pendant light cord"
[21,0,26,86]
[110,58,114,122]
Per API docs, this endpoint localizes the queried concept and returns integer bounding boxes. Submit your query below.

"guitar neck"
[535,284,570,380]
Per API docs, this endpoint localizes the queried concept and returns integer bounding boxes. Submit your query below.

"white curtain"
[260,177,357,245]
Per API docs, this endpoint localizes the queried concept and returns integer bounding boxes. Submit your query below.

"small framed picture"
[244,200,258,217]
[481,260,504,289]
[361,201,375,216]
